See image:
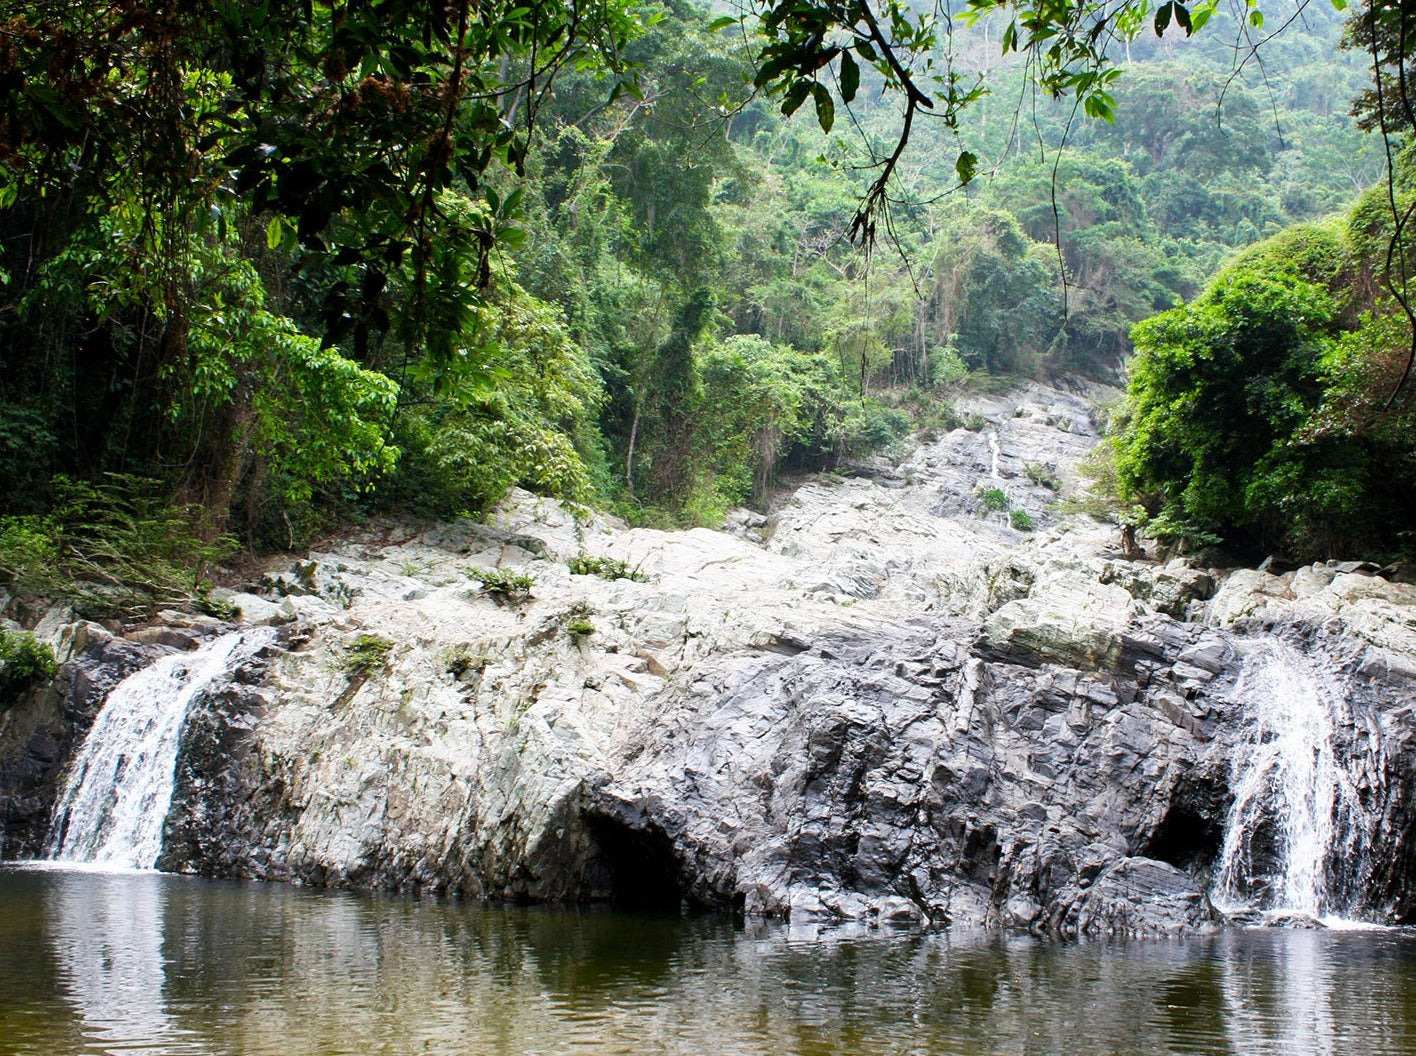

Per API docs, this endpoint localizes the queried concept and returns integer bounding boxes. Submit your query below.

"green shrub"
[850,404,913,452]
[0,475,237,619]
[195,588,240,621]
[962,413,989,432]
[1061,439,1151,528]
[443,648,491,678]
[928,345,969,387]
[0,630,57,701]
[1010,508,1036,531]
[1143,512,1223,550]
[566,617,595,638]
[468,566,535,600]
[342,634,394,676]
[978,486,1010,512]
[567,555,647,582]
[1024,462,1061,491]
[0,517,64,596]
[910,397,964,437]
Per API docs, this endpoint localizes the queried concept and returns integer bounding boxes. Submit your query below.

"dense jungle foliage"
[1112,183,1416,561]
[0,0,1413,614]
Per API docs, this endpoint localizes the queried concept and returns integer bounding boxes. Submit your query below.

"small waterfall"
[45,629,273,869]
[1214,640,1371,920]
[986,429,1003,482]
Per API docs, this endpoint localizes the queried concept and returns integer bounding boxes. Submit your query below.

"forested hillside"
[0,0,1409,618]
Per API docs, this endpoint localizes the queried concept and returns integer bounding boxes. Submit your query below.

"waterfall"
[1214,640,1371,920]
[986,429,1003,482]
[45,629,274,869]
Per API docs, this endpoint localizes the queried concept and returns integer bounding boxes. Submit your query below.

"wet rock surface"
[0,622,173,857]
[9,380,1416,935]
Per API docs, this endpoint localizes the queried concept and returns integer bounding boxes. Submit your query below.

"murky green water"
[3,866,1415,1056]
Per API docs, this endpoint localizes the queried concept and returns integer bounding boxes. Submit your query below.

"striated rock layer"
[7,382,1416,936]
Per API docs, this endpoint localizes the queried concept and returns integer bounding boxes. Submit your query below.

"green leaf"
[266,215,284,250]
[755,54,792,89]
[1083,91,1116,123]
[839,50,860,104]
[956,150,978,185]
[812,82,835,133]
[706,15,736,31]
[1248,8,1263,26]
[781,79,811,117]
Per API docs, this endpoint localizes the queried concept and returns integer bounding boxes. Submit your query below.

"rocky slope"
[6,381,1416,936]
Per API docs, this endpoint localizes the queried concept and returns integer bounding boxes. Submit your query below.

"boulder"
[1060,857,1214,936]
[980,576,1138,670]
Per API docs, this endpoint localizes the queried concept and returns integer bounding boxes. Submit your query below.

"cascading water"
[986,429,1004,483]
[45,628,275,869]
[1213,639,1373,920]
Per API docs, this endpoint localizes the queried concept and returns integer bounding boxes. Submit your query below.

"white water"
[1214,640,1370,920]
[986,429,1003,482]
[45,629,273,869]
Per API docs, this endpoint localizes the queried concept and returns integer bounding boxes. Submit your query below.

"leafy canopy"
[1115,207,1416,560]
[735,0,1352,241]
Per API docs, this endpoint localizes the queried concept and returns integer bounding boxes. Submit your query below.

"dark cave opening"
[1147,802,1224,872]
[585,814,688,913]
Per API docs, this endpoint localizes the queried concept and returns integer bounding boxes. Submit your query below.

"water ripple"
[2,867,1416,1056]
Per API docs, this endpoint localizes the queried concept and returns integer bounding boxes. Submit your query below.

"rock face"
[589,610,1236,934]
[9,380,1416,936]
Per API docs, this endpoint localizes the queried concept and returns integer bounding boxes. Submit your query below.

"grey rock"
[226,593,291,626]
[10,380,1416,936]
[1060,857,1213,936]
[980,577,1137,670]
[1330,560,1381,576]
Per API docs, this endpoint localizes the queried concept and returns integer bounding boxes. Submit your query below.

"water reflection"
[47,869,206,1055]
[1218,927,1416,1056]
[2,866,1416,1056]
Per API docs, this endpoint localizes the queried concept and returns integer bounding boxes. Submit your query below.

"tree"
[1346,0,1416,137]
[0,0,643,531]
[636,287,715,500]
[920,207,1059,375]
[1344,0,1416,394]
[1111,218,1416,558]
[698,335,811,502]
[739,0,1298,240]
[1,0,643,354]
[388,276,603,518]
[0,0,1382,551]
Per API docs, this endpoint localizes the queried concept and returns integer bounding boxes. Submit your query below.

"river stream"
[2,866,1414,1056]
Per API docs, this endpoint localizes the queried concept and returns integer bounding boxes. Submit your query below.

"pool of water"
[2,865,1414,1056]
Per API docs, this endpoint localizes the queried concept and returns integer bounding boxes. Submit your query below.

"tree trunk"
[625,404,641,491]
